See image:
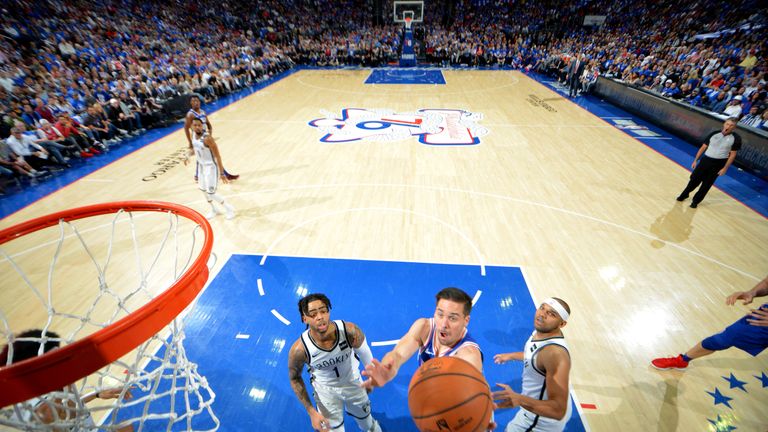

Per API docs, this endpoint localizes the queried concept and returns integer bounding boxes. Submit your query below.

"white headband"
[542,298,569,321]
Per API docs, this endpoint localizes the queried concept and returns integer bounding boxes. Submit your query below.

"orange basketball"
[408,356,492,432]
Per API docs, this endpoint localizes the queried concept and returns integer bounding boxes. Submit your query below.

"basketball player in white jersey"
[183,95,239,181]
[185,117,236,219]
[288,293,382,432]
[492,298,572,432]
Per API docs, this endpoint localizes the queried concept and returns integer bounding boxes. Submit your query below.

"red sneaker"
[90,147,102,155]
[651,355,689,370]
[80,151,94,158]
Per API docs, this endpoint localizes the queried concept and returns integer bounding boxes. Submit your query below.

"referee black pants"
[680,156,727,205]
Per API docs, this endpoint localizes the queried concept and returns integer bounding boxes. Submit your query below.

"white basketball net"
[0,209,219,431]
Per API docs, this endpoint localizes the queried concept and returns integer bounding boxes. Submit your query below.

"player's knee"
[701,333,733,352]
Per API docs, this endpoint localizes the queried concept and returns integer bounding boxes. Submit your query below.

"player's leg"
[652,312,768,370]
[342,386,380,432]
[314,385,345,431]
[207,192,235,219]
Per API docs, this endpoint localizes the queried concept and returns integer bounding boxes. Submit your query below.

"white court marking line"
[271,309,291,325]
[636,137,672,140]
[257,278,265,296]
[471,289,483,305]
[483,123,612,128]
[212,183,763,281]
[235,333,250,339]
[295,71,518,96]
[600,116,633,119]
[258,206,486,277]
[211,119,306,124]
[371,340,400,347]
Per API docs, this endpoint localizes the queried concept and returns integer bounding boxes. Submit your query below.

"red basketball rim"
[0,201,214,408]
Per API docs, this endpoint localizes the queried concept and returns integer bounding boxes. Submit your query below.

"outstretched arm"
[361,318,429,389]
[726,275,768,305]
[493,352,524,364]
[493,345,571,420]
[184,113,193,148]
[288,340,329,431]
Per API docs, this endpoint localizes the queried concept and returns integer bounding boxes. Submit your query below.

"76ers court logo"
[308,108,488,146]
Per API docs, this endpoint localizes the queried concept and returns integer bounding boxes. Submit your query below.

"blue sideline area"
[526,72,768,217]
[365,68,446,85]
[114,254,587,431]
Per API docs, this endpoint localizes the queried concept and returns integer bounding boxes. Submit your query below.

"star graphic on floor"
[707,414,737,431]
[754,372,768,388]
[722,373,748,392]
[706,387,733,409]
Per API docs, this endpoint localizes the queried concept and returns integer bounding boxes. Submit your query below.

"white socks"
[205,193,236,220]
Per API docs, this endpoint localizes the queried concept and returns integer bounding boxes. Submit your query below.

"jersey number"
[333,366,339,378]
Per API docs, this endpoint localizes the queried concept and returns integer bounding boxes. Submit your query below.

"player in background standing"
[183,95,239,181]
[185,117,235,219]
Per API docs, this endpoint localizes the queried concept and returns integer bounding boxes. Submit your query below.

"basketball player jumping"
[361,287,495,430]
[183,95,239,181]
[360,287,484,385]
[493,298,572,432]
[185,117,236,219]
[288,293,382,432]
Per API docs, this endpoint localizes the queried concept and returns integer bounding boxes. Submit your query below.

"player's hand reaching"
[220,173,229,184]
[309,409,331,432]
[492,383,521,409]
[726,290,755,306]
[747,306,768,327]
[493,353,514,364]
[361,358,394,390]
[98,386,133,400]
[183,148,193,166]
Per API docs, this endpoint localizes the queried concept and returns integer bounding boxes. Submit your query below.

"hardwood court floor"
[1,70,766,431]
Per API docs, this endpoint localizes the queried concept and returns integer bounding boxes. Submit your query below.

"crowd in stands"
[0,0,766,193]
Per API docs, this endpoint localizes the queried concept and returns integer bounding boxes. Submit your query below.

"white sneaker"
[206,208,221,219]
[224,203,235,220]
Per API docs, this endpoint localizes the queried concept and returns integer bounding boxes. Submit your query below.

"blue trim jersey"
[418,318,482,366]
[188,108,208,132]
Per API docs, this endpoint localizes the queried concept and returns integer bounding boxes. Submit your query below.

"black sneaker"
[675,195,687,202]
[690,202,698,208]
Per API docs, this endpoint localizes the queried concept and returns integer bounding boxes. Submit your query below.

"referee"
[677,118,741,208]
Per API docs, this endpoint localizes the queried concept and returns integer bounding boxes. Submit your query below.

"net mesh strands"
[0,202,219,431]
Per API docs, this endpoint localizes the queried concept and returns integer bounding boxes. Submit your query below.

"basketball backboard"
[394,0,424,23]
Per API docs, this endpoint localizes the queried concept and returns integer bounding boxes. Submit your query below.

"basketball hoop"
[404,16,413,30]
[0,201,219,431]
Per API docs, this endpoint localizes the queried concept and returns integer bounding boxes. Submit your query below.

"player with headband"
[492,297,573,432]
